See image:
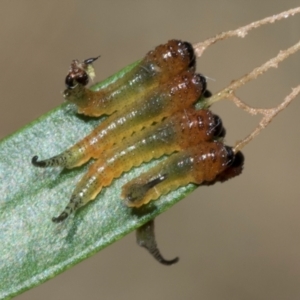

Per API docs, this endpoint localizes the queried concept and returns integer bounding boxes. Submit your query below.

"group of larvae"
[32,40,244,265]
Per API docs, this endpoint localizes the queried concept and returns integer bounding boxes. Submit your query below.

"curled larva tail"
[52,194,82,223]
[122,142,237,207]
[31,149,79,169]
[136,220,179,266]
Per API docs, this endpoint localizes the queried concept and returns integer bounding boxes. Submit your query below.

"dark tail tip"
[159,256,179,266]
[84,55,101,65]
[32,155,47,167]
[52,212,68,223]
[151,246,179,266]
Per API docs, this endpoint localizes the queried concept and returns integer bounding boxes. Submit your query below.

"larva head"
[181,41,196,69]
[178,110,226,148]
[169,72,207,102]
[197,112,226,139]
[65,56,100,89]
[190,142,236,183]
[203,150,244,185]
[193,73,207,94]
[223,146,236,168]
[143,40,196,82]
[220,150,244,180]
[212,114,226,138]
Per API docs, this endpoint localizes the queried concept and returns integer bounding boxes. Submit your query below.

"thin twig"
[233,85,300,153]
[206,39,300,106]
[193,7,300,58]
[191,7,300,153]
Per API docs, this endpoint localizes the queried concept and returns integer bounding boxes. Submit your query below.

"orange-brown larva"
[122,143,244,208]
[32,40,237,223]
[50,108,225,222]
[32,71,207,169]
[64,40,196,117]
[131,148,244,265]
[31,39,246,266]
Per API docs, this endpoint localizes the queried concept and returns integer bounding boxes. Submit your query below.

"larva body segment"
[52,109,224,222]
[121,142,239,207]
[32,72,206,169]
[64,40,196,117]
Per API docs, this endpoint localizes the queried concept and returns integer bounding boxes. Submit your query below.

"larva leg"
[136,219,179,266]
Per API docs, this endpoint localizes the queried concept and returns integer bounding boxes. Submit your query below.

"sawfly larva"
[50,109,225,222]
[32,72,207,169]
[122,143,244,207]
[64,40,196,117]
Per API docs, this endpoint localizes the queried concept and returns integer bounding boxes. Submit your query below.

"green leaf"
[0,61,197,299]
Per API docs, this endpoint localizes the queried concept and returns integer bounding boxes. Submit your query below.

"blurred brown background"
[1,1,300,299]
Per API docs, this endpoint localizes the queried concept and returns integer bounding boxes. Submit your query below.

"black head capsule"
[212,115,226,138]
[204,149,244,185]
[65,75,76,89]
[217,150,244,183]
[75,72,89,86]
[182,41,196,69]
[224,146,235,167]
[65,69,89,89]
[65,56,100,89]
[203,90,212,98]
[198,74,207,93]
[232,151,245,168]
[192,73,207,94]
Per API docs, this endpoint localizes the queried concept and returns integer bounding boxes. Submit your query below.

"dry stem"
[193,6,300,153]
[193,7,300,58]
[232,85,300,152]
